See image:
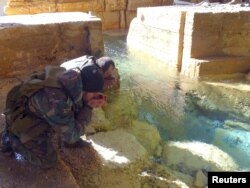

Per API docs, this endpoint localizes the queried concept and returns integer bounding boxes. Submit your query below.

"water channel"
[103,32,250,170]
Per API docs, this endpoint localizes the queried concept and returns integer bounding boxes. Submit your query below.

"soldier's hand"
[87,93,107,108]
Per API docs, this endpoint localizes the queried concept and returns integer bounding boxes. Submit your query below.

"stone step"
[181,56,250,78]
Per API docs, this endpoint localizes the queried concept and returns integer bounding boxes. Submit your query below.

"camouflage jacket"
[27,68,92,144]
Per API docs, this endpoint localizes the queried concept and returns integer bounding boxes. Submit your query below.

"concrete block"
[56,1,104,12]
[120,10,126,29]
[183,12,225,58]
[213,128,250,168]
[126,120,161,155]
[127,7,185,71]
[181,56,250,78]
[137,6,184,31]
[105,0,126,11]
[125,10,136,28]
[89,129,147,167]
[184,11,250,58]
[5,0,105,14]
[128,5,250,78]
[127,0,162,11]
[162,0,174,5]
[94,11,120,30]
[162,141,238,174]
[0,12,104,77]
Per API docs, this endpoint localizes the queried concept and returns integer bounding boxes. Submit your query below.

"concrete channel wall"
[0,12,103,77]
[127,5,250,78]
[3,0,175,30]
[0,12,103,112]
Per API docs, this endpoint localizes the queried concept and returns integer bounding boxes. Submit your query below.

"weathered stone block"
[127,7,185,70]
[183,10,250,58]
[56,0,104,12]
[127,5,250,78]
[181,57,250,78]
[120,10,126,29]
[162,0,174,5]
[94,11,120,30]
[6,0,56,14]
[183,12,224,59]
[126,120,161,155]
[137,6,183,31]
[29,5,56,14]
[127,0,162,11]
[162,141,238,174]
[0,12,104,77]
[125,10,136,28]
[5,0,105,14]
[213,128,250,168]
[89,129,147,167]
[105,0,126,11]
[4,0,168,30]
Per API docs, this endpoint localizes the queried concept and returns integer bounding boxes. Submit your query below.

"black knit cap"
[81,65,104,92]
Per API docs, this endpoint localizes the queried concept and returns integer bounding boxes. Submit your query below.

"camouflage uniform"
[1,67,92,168]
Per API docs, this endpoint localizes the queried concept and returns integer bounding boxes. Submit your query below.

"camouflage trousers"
[0,127,58,169]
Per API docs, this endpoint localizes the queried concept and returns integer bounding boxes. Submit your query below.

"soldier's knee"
[25,147,58,168]
[10,137,58,168]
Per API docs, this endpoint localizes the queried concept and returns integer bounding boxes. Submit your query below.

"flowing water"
[103,32,250,170]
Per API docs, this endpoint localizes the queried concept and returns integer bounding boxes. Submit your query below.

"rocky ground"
[0,109,188,188]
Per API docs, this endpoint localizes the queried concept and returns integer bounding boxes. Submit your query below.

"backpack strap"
[20,65,66,98]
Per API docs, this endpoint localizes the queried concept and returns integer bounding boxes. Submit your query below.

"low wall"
[4,0,174,30]
[0,12,103,112]
[0,12,103,77]
[127,5,250,78]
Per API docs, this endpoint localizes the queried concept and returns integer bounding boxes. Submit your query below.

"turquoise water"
[103,33,250,169]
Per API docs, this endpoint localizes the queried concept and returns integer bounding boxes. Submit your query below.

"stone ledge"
[0,12,101,25]
[181,56,250,78]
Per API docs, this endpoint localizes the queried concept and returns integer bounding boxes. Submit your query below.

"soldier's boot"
[0,131,14,156]
[64,138,92,148]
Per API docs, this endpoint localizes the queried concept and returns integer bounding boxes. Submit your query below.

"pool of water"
[103,33,250,170]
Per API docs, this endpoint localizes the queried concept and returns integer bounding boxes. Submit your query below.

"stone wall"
[127,5,250,78]
[0,12,103,112]
[181,8,250,77]
[127,7,185,71]
[0,12,103,77]
[4,0,174,30]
